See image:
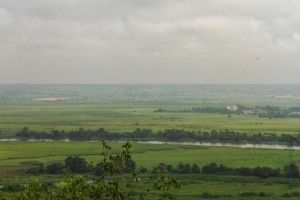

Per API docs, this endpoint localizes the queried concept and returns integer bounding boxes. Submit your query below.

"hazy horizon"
[1,0,300,84]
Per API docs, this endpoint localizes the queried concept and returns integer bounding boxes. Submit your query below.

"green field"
[0,141,298,170]
[1,141,300,199]
[1,102,300,136]
[1,85,300,199]
[1,85,300,136]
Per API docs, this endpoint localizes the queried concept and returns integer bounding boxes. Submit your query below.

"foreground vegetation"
[0,142,180,200]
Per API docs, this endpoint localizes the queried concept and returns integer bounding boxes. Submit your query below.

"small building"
[243,110,255,115]
[226,105,238,111]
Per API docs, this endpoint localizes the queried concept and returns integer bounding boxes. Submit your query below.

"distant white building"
[226,105,238,111]
[243,110,255,115]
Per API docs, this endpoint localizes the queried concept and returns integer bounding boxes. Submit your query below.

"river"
[137,141,300,150]
[1,138,300,150]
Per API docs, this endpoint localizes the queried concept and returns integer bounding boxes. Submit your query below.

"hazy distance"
[1,0,300,84]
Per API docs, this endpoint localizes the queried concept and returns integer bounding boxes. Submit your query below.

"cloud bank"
[1,0,300,84]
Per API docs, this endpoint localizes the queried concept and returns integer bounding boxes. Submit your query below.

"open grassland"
[0,141,299,170]
[2,142,300,199]
[2,85,300,198]
[1,84,300,136]
[1,102,300,136]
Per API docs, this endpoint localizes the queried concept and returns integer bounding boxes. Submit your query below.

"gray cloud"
[1,0,300,84]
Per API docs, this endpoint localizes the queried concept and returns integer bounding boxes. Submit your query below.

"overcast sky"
[1,0,300,84]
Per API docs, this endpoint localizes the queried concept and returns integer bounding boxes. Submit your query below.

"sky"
[1,0,300,84]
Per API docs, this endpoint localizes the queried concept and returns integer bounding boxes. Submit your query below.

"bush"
[140,167,148,173]
[46,163,64,174]
[65,156,89,173]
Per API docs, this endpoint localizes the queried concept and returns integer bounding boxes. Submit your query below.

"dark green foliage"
[123,159,136,173]
[200,192,222,198]
[253,167,278,179]
[282,191,300,198]
[26,164,44,174]
[284,163,299,178]
[176,163,191,174]
[191,164,201,173]
[202,163,218,174]
[240,192,269,197]
[153,163,169,173]
[130,128,153,139]
[46,163,64,174]
[93,163,105,176]
[14,126,300,146]
[140,167,148,173]
[65,156,89,173]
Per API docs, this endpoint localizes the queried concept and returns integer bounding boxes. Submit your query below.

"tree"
[16,127,31,138]
[123,159,136,173]
[94,163,105,176]
[140,167,148,173]
[154,163,168,173]
[202,163,218,174]
[284,163,299,178]
[65,156,89,173]
[191,164,201,173]
[253,167,273,178]
[46,163,64,174]
[27,164,44,174]
[182,164,191,173]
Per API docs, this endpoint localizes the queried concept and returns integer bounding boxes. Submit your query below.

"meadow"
[1,141,300,199]
[1,84,300,199]
[1,102,300,137]
[1,84,300,137]
[0,141,298,171]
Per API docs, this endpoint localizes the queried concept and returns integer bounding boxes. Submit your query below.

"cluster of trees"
[27,155,136,175]
[15,127,300,145]
[154,107,232,114]
[151,162,299,179]
[15,127,122,141]
[154,105,300,119]
[133,128,300,145]
[28,156,299,179]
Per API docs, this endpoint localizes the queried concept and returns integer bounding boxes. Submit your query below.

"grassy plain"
[0,141,299,170]
[1,84,300,136]
[1,142,300,199]
[1,102,300,137]
[1,85,300,198]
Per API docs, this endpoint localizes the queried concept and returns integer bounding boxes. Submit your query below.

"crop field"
[1,85,300,198]
[1,102,300,136]
[1,141,300,199]
[0,141,299,170]
[1,85,300,137]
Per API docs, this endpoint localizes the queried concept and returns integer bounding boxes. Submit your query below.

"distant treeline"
[26,155,136,175]
[154,105,300,118]
[15,127,300,145]
[153,162,299,179]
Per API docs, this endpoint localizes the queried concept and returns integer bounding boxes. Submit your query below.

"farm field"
[1,102,300,136]
[1,84,300,199]
[0,141,298,172]
[1,84,300,137]
[1,141,300,199]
